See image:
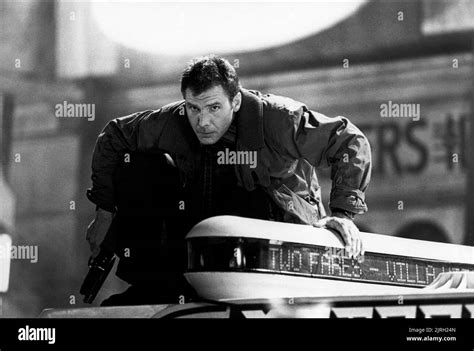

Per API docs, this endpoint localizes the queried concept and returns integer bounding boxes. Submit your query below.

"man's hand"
[315,215,364,259]
[86,208,114,258]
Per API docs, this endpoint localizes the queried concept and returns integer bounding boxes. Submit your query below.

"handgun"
[80,213,118,304]
[80,249,116,304]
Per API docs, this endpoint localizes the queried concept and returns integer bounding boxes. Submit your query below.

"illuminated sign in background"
[90,1,367,55]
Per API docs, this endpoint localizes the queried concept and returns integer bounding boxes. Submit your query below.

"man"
[86,55,371,305]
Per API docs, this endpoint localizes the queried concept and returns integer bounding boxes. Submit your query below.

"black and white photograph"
[0,0,474,347]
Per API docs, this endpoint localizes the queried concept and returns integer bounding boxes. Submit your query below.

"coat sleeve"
[86,109,164,212]
[276,106,372,215]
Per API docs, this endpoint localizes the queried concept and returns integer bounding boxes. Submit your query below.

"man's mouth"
[198,131,214,137]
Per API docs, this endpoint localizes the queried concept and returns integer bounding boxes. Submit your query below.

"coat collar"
[236,88,265,150]
[157,101,198,156]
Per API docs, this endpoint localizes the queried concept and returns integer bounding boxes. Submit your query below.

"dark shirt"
[188,120,273,225]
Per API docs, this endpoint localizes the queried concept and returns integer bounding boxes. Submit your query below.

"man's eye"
[211,106,220,112]
[189,106,199,112]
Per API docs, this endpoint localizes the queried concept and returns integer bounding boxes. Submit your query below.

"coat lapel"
[236,89,265,150]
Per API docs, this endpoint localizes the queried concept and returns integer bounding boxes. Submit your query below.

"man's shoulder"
[115,100,185,121]
[144,99,186,119]
[247,89,306,118]
[161,100,186,114]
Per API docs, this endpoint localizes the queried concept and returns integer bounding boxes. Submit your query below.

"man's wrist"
[331,208,355,220]
[96,206,114,219]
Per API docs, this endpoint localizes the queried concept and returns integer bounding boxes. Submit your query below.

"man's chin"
[197,134,219,145]
[199,139,217,145]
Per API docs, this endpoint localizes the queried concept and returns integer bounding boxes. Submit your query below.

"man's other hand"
[315,215,364,259]
[86,208,113,258]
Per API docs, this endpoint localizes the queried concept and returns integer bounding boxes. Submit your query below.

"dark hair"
[180,55,241,101]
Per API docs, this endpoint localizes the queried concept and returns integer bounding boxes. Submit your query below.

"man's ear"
[232,92,242,112]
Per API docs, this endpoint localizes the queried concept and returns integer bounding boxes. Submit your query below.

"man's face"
[185,85,241,145]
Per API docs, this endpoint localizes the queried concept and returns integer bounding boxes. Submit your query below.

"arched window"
[354,221,373,234]
[394,220,450,243]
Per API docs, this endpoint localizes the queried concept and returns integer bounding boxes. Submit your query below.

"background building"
[0,0,473,317]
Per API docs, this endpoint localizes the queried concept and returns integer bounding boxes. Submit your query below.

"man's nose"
[198,113,212,128]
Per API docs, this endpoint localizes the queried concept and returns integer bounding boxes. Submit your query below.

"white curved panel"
[185,271,420,301]
[187,216,474,264]
[0,234,12,292]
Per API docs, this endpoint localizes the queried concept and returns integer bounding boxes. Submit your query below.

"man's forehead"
[185,86,227,103]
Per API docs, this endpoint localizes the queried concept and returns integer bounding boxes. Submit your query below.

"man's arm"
[299,109,371,258]
[270,104,371,258]
[294,109,372,216]
[86,109,163,212]
[85,109,164,256]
